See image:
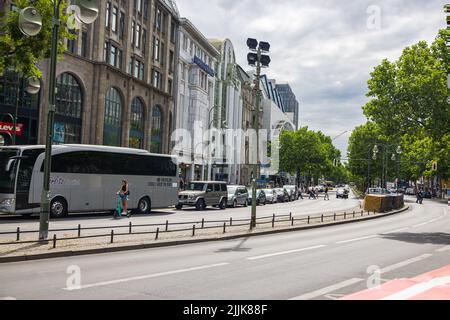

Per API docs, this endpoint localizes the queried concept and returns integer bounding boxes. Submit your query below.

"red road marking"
[341,264,450,300]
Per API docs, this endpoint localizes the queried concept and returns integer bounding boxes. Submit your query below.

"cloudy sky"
[175,0,447,156]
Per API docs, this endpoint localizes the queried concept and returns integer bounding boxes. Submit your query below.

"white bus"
[0,145,178,218]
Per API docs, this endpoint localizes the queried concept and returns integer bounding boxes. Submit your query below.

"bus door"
[15,149,44,211]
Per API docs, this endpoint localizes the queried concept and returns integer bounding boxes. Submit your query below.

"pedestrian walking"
[416,190,423,204]
[116,180,130,218]
[324,187,329,201]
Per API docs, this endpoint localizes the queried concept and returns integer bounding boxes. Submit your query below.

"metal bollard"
[289,212,292,220]
[110,230,114,243]
[16,227,20,241]
[361,211,363,217]
[166,220,169,232]
[223,222,226,234]
[192,225,196,237]
[78,224,81,238]
[155,227,159,240]
[272,214,275,228]
[291,217,294,226]
[307,216,310,224]
[344,212,346,219]
[53,234,57,248]
[230,217,233,226]
[129,222,132,234]
[334,213,336,221]
[353,211,355,218]
[201,218,204,229]
[321,214,324,223]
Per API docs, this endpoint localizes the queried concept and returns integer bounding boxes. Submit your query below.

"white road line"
[289,278,363,300]
[412,222,429,228]
[246,245,327,261]
[436,246,450,253]
[336,235,378,244]
[63,262,230,291]
[381,276,450,300]
[383,227,409,234]
[379,254,433,274]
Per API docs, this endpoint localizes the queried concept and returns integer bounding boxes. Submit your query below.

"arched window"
[54,73,83,144]
[129,97,144,149]
[150,105,162,153]
[103,87,123,146]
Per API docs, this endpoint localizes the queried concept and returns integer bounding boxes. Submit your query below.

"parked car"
[227,185,249,208]
[422,191,432,199]
[336,188,349,199]
[274,188,290,202]
[317,185,325,193]
[177,181,228,210]
[284,185,299,200]
[262,188,277,204]
[405,188,416,195]
[367,188,392,195]
[247,189,266,206]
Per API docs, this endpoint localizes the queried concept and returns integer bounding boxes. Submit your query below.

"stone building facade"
[0,0,180,155]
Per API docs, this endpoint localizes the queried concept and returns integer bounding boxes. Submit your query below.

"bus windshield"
[0,149,19,194]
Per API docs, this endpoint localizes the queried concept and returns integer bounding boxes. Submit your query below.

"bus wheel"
[137,197,151,214]
[50,197,68,218]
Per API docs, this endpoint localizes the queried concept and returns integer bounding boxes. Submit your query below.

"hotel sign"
[193,56,215,77]
[0,122,23,136]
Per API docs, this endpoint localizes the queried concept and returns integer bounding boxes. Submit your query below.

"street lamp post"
[18,1,99,241]
[372,144,402,189]
[247,38,271,229]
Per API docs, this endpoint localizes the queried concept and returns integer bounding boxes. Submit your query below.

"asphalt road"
[0,191,361,234]
[0,196,448,300]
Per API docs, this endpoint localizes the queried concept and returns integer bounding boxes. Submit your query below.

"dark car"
[247,189,266,206]
[423,191,432,199]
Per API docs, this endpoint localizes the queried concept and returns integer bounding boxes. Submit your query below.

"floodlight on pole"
[72,0,99,24]
[247,38,258,51]
[25,77,41,95]
[18,7,42,37]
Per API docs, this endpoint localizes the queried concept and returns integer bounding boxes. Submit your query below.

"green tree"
[0,0,74,78]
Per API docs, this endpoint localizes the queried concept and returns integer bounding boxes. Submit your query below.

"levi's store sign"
[0,122,23,136]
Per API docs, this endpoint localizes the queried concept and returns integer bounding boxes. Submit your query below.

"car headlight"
[1,198,15,206]
[188,195,196,200]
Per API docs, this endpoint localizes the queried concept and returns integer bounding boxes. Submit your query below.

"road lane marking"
[383,227,409,234]
[63,262,230,291]
[336,235,378,244]
[379,254,433,274]
[436,246,450,253]
[246,245,327,261]
[289,278,363,300]
[381,276,450,300]
[412,221,431,228]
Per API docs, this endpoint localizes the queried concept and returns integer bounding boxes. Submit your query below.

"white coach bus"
[0,145,178,218]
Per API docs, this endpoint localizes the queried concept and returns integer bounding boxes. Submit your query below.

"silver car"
[262,189,277,204]
[177,181,228,210]
[227,185,249,208]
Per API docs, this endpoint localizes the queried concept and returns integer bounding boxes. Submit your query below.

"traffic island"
[0,206,410,263]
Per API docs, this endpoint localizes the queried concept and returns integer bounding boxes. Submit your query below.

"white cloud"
[176,0,447,155]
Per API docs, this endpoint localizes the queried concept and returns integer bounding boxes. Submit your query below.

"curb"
[0,206,410,263]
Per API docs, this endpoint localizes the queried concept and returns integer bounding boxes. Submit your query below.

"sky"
[175,0,447,156]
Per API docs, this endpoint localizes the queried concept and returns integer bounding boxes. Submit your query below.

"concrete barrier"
[364,194,404,213]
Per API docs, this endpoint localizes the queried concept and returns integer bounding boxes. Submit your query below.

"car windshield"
[187,183,206,191]
[228,186,237,195]
[0,149,19,194]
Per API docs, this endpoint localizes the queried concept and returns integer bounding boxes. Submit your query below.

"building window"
[130,97,144,149]
[54,73,83,144]
[111,6,118,33]
[135,23,141,49]
[155,8,162,30]
[103,87,123,147]
[67,30,77,54]
[153,37,160,61]
[168,79,172,95]
[142,29,147,54]
[170,22,176,43]
[131,21,135,46]
[152,69,161,89]
[105,2,111,29]
[143,0,149,19]
[150,105,162,153]
[103,41,109,62]
[169,50,174,73]
[119,11,125,38]
[81,31,89,58]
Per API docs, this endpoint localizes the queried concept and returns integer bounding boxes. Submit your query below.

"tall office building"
[275,83,299,130]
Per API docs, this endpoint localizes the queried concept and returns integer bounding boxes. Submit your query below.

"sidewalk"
[0,206,409,263]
